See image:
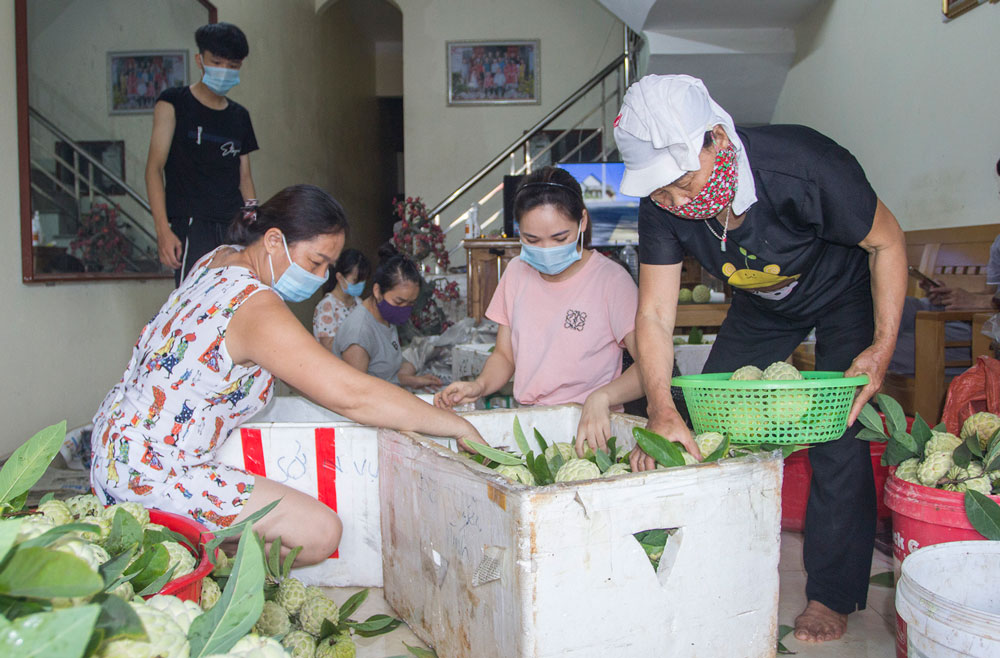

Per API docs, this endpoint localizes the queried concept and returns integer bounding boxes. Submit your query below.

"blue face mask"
[344,280,366,297]
[202,65,240,95]
[518,228,584,275]
[269,233,327,302]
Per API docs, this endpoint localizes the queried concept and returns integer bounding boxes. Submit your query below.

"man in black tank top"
[145,22,258,286]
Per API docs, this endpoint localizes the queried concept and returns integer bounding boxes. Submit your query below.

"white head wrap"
[614,74,757,215]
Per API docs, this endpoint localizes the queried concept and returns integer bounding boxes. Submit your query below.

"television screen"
[559,162,639,246]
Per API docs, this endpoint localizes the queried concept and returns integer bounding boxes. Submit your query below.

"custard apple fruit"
[275,577,307,616]
[103,501,150,526]
[16,515,54,543]
[961,412,1000,452]
[66,494,103,519]
[554,459,601,482]
[730,365,763,381]
[694,432,725,457]
[894,458,921,484]
[768,391,812,424]
[495,464,536,486]
[682,451,699,465]
[55,539,110,571]
[544,442,576,466]
[108,579,135,601]
[924,431,963,456]
[691,284,711,304]
[678,288,693,304]
[100,602,188,658]
[762,361,804,381]
[229,633,289,658]
[254,600,292,638]
[601,463,631,478]
[988,470,1000,484]
[299,593,339,636]
[316,636,355,658]
[147,594,203,635]
[965,477,993,496]
[305,585,326,601]
[38,499,73,527]
[727,397,770,442]
[145,523,167,533]
[948,462,985,482]
[78,515,112,544]
[200,576,221,611]
[282,630,317,658]
[162,541,196,579]
[917,451,955,486]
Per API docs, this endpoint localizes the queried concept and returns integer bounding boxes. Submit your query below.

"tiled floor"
[323,531,898,657]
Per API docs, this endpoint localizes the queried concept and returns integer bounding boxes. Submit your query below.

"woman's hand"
[630,411,698,472]
[434,380,485,409]
[456,419,485,454]
[845,343,893,425]
[408,374,443,392]
[577,392,612,456]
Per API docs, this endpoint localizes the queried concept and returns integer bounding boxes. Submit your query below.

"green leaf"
[877,394,907,438]
[267,535,282,579]
[349,613,403,637]
[19,523,100,550]
[0,547,103,598]
[0,421,67,507]
[188,527,266,657]
[529,452,554,486]
[987,426,1000,454]
[953,442,972,469]
[100,546,137,590]
[984,434,1000,473]
[884,439,920,466]
[203,499,281,556]
[143,526,196,554]
[281,546,302,580]
[533,429,549,454]
[780,445,800,459]
[0,518,23,563]
[964,490,1000,540]
[464,441,524,466]
[889,429,919,456]
[776,623,796,654]
[856,428,888,442]
[910,414,933,454]
[512,417,530,456]
[869,571,895,587]
[135,564,177,597]
[0,604,99,658]
[127,544,169,594]
[607,436,618,460]
[404,642,439,658]
[105,507,143,557]
[595,450,613,473]
[37,492,55,505]
[338,588,369,621]
[703,434,732,463]
[93,593,145,643]
[632,427,686,468]
[0,594,47,620]
[3,491,30,514]
[857,403,886,435]
[933,422,947,432]
[547,451,565,474]
[966,432,984,459]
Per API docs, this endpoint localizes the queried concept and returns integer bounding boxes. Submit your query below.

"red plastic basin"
[148,509,215,603]
[884,472,1000,658]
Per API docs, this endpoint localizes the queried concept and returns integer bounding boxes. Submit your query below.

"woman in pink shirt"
[435,166,644,455]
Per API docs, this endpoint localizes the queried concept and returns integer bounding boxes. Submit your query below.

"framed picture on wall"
[942,0,996,20]
[108,50,188,115]
[447,40,539,106]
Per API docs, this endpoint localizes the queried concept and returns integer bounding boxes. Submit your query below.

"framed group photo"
[447,40,539,106]
[108,50,188,115]
[942,0,998,20]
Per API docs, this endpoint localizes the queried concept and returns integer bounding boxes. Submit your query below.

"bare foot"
[793,600,848,643]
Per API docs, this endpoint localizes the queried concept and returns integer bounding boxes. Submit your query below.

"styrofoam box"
[216,394,450,587]
[452,343,494,381]
[379,405,783,658]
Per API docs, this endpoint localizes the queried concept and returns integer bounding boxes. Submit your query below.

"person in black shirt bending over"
[614,75,907,644]
[145,22,259,285]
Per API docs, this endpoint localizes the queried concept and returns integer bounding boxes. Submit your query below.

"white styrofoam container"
[216,395,449,587]
[379,405,782,658]
[452,343,494,381]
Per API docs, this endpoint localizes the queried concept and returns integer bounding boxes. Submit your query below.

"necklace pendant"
[720,239,726,252]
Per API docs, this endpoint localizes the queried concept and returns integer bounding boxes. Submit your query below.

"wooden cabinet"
[464,237,521,322]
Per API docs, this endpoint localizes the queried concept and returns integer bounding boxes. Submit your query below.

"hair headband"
[515,181,581,199]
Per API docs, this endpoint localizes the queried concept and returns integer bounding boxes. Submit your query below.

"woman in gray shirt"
[333,249,442,390]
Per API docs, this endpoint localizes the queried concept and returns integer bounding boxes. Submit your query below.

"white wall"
[772,0,1000,230]
[395,0,624,235]
[1,0,381,457]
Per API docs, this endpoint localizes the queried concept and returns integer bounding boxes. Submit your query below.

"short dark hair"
[513,166,586,225]
[372,243,421,296]
[195,23,249,61]
[228,184,348,247]
[322,248,371,293]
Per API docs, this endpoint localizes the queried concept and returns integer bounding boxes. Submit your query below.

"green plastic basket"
[671,371,869,445]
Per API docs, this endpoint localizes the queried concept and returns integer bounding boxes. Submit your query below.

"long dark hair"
[228,184,348,247]
[372,242,421,296]
[322,248,371,294]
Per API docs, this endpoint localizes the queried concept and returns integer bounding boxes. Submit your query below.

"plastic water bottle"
[465,203,480,238]
[621,243,639,281]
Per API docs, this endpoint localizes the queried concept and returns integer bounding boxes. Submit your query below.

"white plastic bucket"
[896,541,1000,657]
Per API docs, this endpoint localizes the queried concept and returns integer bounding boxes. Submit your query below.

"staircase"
[28,107,162,275]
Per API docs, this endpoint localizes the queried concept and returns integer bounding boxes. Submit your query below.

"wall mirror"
[16,0,216,282]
